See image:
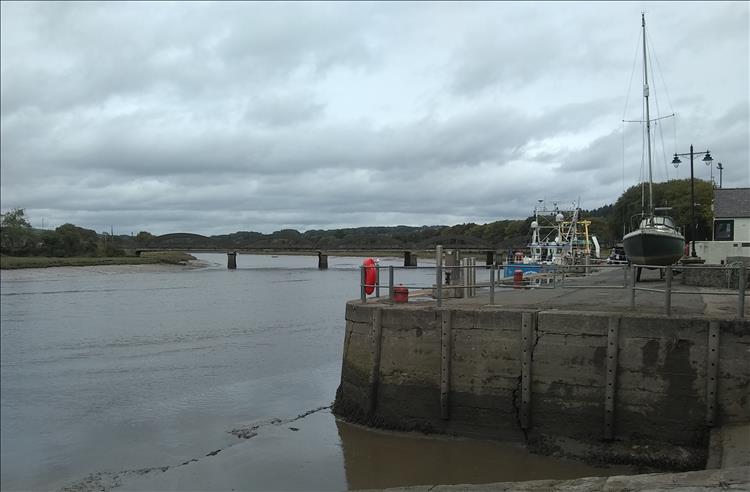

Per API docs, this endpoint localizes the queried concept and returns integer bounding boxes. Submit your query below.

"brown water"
[1,254,630,491]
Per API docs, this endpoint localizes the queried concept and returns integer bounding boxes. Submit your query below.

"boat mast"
[642,13,654,217]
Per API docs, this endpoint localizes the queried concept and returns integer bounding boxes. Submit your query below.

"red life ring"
[363,258,377,295]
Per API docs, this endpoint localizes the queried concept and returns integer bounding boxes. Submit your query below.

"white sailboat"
[622,14,685,268]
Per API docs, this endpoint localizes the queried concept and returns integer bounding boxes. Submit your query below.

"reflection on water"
[2,254,627,491]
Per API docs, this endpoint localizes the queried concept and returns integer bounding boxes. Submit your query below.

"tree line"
[0,209,124,257]
[1,179,715,256]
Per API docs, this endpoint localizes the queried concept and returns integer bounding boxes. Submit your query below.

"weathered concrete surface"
[681,264,749,289]
[334,269,750,469]
[359,466,749,491]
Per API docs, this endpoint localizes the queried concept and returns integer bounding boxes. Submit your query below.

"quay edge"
[333,301,750,471]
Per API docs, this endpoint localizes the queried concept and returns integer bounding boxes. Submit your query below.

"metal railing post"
[473,258,477,296]
[630,264,636,308]
[375,264,380,298]
[360,266,366,303]
[490,264,495,304]
[664,266,672,316]
[388,266,394,301]
[738,264,746,319]
[623,264,628,287]
[469,258,474,297]
[436,246,443,308]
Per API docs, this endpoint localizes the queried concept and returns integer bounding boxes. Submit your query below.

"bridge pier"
[227,251,237,270]
[486,250,495,269]
[318,251,328,269]
[404,251,417,268]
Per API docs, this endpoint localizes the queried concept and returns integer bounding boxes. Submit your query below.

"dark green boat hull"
[623,229,685,266]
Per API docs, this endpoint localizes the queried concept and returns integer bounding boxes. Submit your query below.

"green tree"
[0,208,36,255]
[50,224,98,257]
[135,231,155,244]
[609,179,713,241]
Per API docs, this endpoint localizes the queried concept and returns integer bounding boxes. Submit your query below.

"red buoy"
[363,258,377,295]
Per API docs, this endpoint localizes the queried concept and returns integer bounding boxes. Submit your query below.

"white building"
[694,187,750,264]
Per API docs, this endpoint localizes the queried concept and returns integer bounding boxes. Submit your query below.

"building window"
[714,220,734,241]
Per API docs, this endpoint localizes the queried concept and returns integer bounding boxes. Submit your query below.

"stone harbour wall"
[333,302,750,470]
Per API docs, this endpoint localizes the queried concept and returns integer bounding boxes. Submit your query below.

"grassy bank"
[0,252,196,269]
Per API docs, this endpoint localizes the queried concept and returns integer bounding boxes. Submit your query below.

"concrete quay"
[335,266,749,472]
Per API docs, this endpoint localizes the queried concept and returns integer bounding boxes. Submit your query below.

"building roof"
[714,188,750,218]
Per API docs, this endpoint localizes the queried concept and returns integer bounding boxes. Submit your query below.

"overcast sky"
[1,1,748,235]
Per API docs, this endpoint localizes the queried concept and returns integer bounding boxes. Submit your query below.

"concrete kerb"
[354,466,749,491]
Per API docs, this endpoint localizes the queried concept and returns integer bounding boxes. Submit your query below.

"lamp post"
[672,145,713,257]
[716,162,723,188]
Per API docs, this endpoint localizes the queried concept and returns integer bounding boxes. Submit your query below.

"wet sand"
[0,259,209,278]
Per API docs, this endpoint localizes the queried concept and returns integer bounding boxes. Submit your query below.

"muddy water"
[1,254,628,491]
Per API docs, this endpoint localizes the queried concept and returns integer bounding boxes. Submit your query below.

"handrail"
[358,259,747,319]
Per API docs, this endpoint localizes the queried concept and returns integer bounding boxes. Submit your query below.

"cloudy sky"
[1,1,748,235]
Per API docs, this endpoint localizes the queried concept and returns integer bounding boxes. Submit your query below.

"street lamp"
[705,153,716,186]
[672,145,713,257]
[716,162,724,188]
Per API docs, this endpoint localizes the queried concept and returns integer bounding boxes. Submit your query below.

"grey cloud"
[1,2,378,116]
[2,2,747,235]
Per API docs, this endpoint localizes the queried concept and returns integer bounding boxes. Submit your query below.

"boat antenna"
[642,12,654,217]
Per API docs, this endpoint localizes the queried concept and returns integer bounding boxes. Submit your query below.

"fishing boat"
[503,200,600,277]
[622,14,685,269]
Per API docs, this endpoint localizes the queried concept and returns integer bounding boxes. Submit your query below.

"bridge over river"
[134,232,507,267]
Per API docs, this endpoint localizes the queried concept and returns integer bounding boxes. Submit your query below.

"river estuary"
[1,253,629,491]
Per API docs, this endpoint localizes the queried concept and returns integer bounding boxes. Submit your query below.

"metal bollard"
[739,264,746,319]
[227,251,237,270]
[664,266,672,316]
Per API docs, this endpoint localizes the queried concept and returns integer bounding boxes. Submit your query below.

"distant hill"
[131,179,713,251]
[4,179,714,256]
